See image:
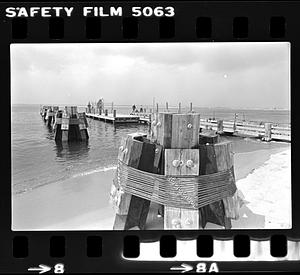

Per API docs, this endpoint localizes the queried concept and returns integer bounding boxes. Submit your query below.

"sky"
[11,42,290,109]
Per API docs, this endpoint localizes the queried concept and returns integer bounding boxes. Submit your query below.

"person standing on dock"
[97,98,104,114]
[132,104,136,114]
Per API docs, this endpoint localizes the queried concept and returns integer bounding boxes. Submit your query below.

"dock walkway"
[86,112,290,142]
[86,113,140,124]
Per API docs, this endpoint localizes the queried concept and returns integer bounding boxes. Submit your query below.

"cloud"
[10,42,290,109]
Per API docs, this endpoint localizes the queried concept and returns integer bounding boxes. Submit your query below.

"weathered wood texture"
[171,114,200,149]
[151,113,200,149]
[217,120,224,133]
[151,112,173,147]
[264,122,272,141]
[54,110,89,142]
[199,132,220,145]
[164,149,200,229]
[164,149,200,176]
[162,113,201,229]
[198,133,238,228]
[112,133,162,230]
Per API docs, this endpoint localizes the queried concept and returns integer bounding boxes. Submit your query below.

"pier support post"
[217,120,224,134]
[112,133,162,230]
[264,123,272,141]
[105,109,108,116]
[148,114,152,134]
[161,113,200,229]
[113,110,117,118]
[54,107,89,142]
[198,133,236,229]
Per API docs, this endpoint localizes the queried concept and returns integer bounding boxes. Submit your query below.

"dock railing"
[83,102,290,142]
[200,118,290,142]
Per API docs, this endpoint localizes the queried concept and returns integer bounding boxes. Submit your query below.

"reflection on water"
[45,124,55,140]
[54,140,90,161]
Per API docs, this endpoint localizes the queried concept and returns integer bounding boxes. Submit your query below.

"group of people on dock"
[131,104,147,115]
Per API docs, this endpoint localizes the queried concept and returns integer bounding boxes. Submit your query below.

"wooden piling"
[178,103,181,114]
[148,114,152,134]
[166,102,169,112]
[113,110,117,118]
[112,133,162,230]
[264,123,272,141]
[198,132,237,228]
[217,120,224,134]
[151,112,201,229]
[190,102,193,112]
[233,113,237,132]
[54,107,89,142]
[105,109,108,116]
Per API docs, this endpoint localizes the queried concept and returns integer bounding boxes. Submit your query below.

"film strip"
[1,0,298,273]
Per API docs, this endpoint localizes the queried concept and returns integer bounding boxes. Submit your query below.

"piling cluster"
[40,105,89,142]
[40,105,58,127]
[110,111,240,230]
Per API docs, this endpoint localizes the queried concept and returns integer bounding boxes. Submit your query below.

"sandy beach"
[12,141,291,231]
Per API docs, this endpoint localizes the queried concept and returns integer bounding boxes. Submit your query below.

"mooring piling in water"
[53,106,89,142]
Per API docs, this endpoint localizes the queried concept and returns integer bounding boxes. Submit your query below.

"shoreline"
[12,144,291,231]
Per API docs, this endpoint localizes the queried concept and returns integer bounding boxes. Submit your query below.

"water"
[12,104,290,195]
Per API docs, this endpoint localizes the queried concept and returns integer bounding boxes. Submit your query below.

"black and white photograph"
[11,42,291,231]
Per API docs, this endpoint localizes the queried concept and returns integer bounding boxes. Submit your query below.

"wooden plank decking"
[86,112,290,142]
[86,113,140,124]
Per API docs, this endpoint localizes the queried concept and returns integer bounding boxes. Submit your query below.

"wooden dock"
[200,118,291,142]
[86,112,140,124]
[86,112,290,142]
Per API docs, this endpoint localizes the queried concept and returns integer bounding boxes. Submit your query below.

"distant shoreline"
[11,103,291,112]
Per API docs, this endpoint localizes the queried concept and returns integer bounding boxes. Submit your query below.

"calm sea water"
[12,104,290,194]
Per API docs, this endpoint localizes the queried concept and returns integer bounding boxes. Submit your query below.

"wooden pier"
[86,112,290,142]
[86,112,141,124]
[85,101,290,142]
[199,118,291,142]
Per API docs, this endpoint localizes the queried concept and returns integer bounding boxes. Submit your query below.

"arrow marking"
[28,264,51,274]
[170,263,193,273]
